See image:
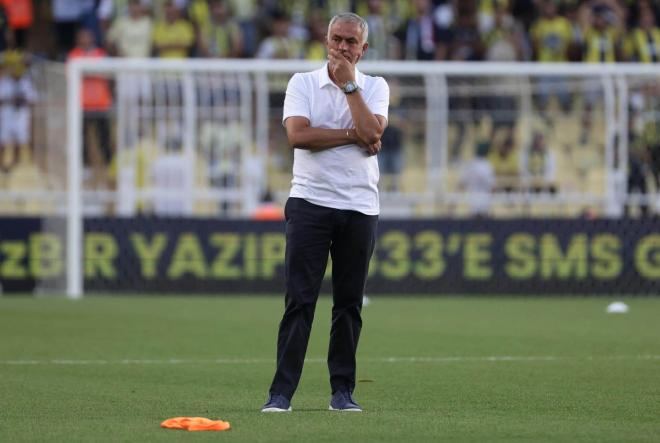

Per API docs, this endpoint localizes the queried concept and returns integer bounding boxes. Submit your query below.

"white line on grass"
[1,355,659,365]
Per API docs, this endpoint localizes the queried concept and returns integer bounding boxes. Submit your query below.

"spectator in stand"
[483,1,526,142]
[562,0,586,61]
[521,131,557,193]
[378,113,404,192]
[0,4,12,52]
[579,2,626,145]
[53,0,94,58]
[79,0,106,47]
[530,0,574,125]
[483,0,527,62]
[68,28,114,182]
[152,1,195,58]
[255,9,302,59]
[636,82,660,193]
[304,9,327,60]
[394,0,444,60]
[458,141,495,217]
[362,0,394,60]
[0,0,32,49]
[107,0,152,155]
[106,0,152,58]
[98,1,149,22]
[0,51,37,174]
[98,0,148,38]
[316,0,352,19]
[625,0,660,30]
[222,0,258,56]
[197,0,244,58]
[356,0,410,33]
[508,0,536,31]
[627,130,651,217]
[580,1,626,62]
[488,134,520,192]
[625,5,660,62]
[436,0,484,61]
[276,0,314,45]
[438,0,485,161]
[151,0,189,22]
[479,0,510,34]
[187,0,211,47]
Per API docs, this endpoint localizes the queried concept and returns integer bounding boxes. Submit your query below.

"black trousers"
[269,197,378,400]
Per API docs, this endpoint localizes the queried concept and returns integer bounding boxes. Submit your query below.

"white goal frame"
[65,59,660,298]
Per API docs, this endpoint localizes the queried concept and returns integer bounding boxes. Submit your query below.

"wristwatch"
[342,80,359,94]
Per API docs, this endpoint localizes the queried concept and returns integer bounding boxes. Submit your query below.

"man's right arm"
[284,74,380,155]
[286,117,381,155]
[285,116,361,151]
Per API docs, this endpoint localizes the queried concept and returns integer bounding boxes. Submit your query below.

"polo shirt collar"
[319,63,366,90]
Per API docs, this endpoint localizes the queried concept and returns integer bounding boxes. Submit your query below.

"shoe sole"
[328,406,362,412]
[261,407,292,412]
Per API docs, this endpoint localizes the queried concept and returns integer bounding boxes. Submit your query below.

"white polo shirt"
[282,64,389,215]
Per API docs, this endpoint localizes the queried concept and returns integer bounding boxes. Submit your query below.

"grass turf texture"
[1,296,659,442]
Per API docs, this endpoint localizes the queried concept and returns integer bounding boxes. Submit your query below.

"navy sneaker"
[261,393,292,412]
[329,391,362,412]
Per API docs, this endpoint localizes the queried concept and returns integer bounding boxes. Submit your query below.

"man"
[530,0,574,122]
[458,141,495,217]
[262,12,389,413]
[579,3,625,145]
[106,0,152,58]
[151,1,194,58]
[68,28,113,183]
[0,51,37,173]
[394,0,444,60]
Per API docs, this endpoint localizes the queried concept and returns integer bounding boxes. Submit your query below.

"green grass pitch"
[1,296,659,442]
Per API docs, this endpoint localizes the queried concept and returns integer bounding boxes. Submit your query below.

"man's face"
[542,1,556,17]
[128,2,142,18]
[77,30,94,49]
[413,0,430,16]
[326,20,368,66]
[211,2,228,21]
[273,18,289,37]
[368,0,382,14]
[640,9,655,29]
[593,14,606,30]
[165,3,179,22]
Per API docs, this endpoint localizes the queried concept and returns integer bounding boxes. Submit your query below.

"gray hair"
[328,13,369,44]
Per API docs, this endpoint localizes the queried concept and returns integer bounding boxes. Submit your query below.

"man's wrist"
[341,80,359,94]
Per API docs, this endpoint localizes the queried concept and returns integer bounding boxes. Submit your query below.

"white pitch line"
[1,355,659,365]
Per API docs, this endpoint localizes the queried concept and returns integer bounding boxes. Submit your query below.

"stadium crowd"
[0,0,659,63]
[0,0,658,217]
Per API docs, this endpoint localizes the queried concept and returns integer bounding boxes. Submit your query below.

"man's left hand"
[358,139,381,156]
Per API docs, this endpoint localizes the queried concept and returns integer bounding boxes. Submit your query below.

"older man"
[262,12,389,413]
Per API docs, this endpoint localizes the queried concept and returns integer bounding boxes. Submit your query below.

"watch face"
[344,81,358,93]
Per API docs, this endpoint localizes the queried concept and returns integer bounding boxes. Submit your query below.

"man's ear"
[357,42,369,62]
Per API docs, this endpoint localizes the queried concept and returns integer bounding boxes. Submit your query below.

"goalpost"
[62,59,660,298]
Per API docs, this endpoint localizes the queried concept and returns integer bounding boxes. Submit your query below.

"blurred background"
[0,0,659,296]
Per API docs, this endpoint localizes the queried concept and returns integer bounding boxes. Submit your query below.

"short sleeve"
[282,73,310,125]
[367,76,389,122]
